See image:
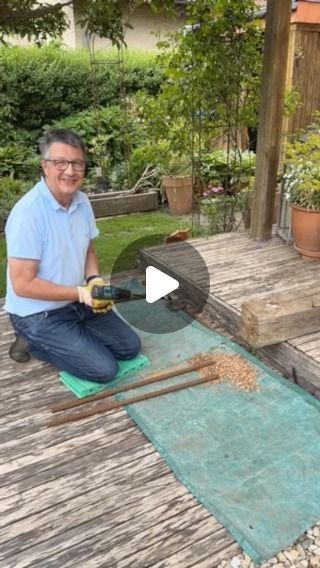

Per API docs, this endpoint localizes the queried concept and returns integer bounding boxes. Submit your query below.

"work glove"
[77,276,114,314]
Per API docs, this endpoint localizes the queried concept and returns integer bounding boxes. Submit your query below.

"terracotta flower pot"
[291,203,320,258]
[161,175,193,215]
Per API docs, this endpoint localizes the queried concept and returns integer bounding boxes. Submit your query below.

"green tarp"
[117,299,320,563]
[59,294,320,563]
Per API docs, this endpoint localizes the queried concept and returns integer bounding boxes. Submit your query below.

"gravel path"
[218,522,320,567]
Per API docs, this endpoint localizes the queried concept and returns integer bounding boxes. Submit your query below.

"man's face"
[41,142,86,206]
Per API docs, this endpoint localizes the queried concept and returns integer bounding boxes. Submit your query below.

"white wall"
[88,4,181,51]
[5,1,182,51]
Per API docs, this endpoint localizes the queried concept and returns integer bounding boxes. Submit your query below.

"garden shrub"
[0,45,165,146]
[199,192,250,235]
[47,104,145,171]
[201,150,256,193]
[0,143,39,181]
[0,177,29,231]
[128,141,171,185]
[283,113,320,210]
[0,45,91,145]
[198,149,255,234]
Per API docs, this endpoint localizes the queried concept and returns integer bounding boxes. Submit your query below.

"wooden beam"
[240,285,320,348]
[251,0,291,240]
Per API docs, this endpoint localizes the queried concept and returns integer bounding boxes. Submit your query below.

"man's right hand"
[77,277,114,313]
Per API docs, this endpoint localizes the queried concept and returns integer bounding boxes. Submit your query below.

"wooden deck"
[2,230,320,567]
[139,231,320,399]
[0,300,239,567]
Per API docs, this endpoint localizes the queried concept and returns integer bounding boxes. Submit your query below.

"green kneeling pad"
[59,354,150,398]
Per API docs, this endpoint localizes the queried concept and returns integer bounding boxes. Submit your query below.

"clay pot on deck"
[291,203,320,258]
[161,175,193,215]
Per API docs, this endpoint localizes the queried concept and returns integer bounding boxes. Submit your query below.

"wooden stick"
[51,360,216,414]
[47,373,219,428]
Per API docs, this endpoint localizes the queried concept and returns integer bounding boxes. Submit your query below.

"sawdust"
[189,352,258,392]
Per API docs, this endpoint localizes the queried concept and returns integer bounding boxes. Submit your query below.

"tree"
[0,0,175,47]
[0,1,72,44]
[142,0,263,159]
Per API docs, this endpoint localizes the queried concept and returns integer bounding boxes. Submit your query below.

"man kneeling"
[5,128,140,382]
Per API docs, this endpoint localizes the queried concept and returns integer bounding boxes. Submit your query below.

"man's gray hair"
[38,129,87,160]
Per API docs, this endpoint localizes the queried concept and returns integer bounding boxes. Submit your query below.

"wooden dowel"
[51,360,216,414]
[47,373,219,428]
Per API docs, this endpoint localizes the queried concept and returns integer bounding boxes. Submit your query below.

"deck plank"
[8,517,231,568]
[149,537,240,568]
[1,473,194,565]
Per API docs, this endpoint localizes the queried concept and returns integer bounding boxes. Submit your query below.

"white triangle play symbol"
[146,266,179,304]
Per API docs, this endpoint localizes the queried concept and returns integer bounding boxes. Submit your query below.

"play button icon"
[110,233,210,334]
[146,266,179,303]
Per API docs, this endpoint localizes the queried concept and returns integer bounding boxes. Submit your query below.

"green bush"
[48,104,145,171]
[199,192,250,234]
[283,113,320,210]
[0,45,165,146]
[0,45,91,145]
[128,141,171,185]
[200,150,256,193]
[0,177,29,231]
[0,143,39,181]
[198,149,255,234]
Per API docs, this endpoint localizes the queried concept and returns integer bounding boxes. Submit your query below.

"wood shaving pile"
[189,352,258,392]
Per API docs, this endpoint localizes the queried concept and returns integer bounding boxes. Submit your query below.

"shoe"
[9,336,30,363]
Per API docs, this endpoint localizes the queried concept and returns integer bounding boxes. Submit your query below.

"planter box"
[89,190,158,218]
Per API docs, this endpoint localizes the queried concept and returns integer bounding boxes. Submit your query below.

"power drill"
[91,285,145,302]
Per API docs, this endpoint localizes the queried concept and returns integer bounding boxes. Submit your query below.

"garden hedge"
[0,44,164,146]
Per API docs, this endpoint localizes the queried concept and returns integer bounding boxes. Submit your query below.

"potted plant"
[283,115,320,258]
[161,154,194,215]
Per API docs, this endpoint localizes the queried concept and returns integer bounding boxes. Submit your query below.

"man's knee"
[85,358,119,384]
[91,332,140,379]
[121,331,141,359]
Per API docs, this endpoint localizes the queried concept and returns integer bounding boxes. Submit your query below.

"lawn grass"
[0,211,203,298]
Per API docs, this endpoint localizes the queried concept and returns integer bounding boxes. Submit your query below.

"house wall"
[73,3,181,51]
[61,3,77,49]
[5,1,182,51]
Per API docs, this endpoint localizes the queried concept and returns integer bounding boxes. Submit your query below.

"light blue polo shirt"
[4,178,99,316]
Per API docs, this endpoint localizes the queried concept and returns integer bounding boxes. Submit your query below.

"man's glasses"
[45,159,86,172]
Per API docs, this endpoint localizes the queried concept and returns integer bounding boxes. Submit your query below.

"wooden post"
[250,0,291,240]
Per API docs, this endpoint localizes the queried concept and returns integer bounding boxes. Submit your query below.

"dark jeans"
[10,303,141,383]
